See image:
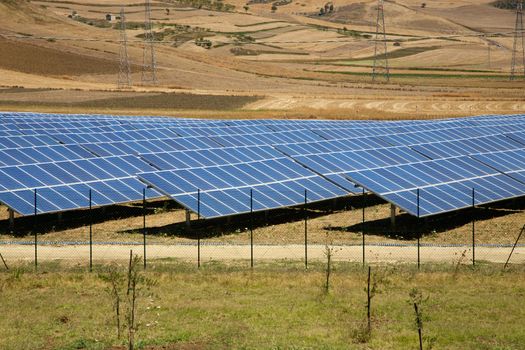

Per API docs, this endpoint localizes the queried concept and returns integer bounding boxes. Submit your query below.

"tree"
[243,5,249,12]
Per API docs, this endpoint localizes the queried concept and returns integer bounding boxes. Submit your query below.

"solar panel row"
[0,112,524,220]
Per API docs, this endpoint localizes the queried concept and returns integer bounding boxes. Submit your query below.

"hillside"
[0,0,523,117]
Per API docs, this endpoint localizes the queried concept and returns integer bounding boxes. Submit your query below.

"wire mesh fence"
[0,187,524,271]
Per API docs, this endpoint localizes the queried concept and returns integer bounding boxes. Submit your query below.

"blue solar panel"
[1,111,525,219]
[140,146,283,170]
[345,156,525,217]
[139,158,349,218]
[0,178,158,216]
[411,135,524,159]
[211,130,324,147]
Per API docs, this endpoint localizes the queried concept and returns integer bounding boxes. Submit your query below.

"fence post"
[197,189,200,269]
[304,189,308,269]
[362,187,366,267]
[143,188,147,270]
[250,189,254,268]
[89,189,93,272]
[472,187,475,266]
[417,188,420,270]
[34,189,37,270]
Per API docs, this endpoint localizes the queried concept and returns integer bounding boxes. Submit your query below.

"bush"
[491,0,518,9]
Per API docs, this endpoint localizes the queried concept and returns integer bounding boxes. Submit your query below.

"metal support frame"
[8,208,14,233]
[472,188,475,266]
[304,189,308,269]
[34,189,38,270]
[143,188,147,269]
[417,188,420,269]
[89,189,93,272]
[118,6,132,88]
[390,203,396,227]
[372,0,390,82]
[142,0,158,84]
[250,189,254,268]
[511,0,525,80]
[362,187,366,266]
[197,189,201,268]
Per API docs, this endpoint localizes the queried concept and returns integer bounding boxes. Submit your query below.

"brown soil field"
[0,38,120,76]
[0,0,520,115]
[0,89,261,110]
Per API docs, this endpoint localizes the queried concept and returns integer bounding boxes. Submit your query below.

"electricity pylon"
[142,0,158,84]
[510,0,525,80]
[118,7,132,88]
[372,0,389,83]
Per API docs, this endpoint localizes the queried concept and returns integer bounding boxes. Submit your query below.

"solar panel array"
[0,111,525,219]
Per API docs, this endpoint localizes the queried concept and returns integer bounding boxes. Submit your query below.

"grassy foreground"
[0,260,524,350]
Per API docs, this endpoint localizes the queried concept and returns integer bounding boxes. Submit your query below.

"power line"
[511,0,525,80]
[372,0,389,83]
[141,0,158,84]
[118,7,132,89]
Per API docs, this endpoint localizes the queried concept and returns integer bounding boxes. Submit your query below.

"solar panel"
[1,111,525,219]
[140,145,283,170]
[139,158,349,218]
[0,155,161,215]
[211,130,324,147]
[472,149,525,184]
[287,146,429,190]
[411,135,524,159]
[0,178,158,216]
[345,156,525,217]
[0,144,93,166]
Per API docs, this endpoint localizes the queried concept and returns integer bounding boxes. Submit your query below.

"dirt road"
[0,242,522,265]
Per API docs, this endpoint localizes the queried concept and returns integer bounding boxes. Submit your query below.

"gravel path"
[0,242,523,265]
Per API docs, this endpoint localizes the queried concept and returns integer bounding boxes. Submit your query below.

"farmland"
[0,0,522,116]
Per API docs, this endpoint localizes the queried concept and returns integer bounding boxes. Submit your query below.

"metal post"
[304,189,308,269]
[0,251,8,270]
[8,208,14,233]
[504,224,525,269]
[185,210,191,228]
[197,189,200,268]
[250,189,254,268]
[417,188,420,270]
[472,188,475,266]
[89,189,93,272]
[390,203,396,227]
[34,189,37,270]
[143,188,147,270]
[362,187,366,266]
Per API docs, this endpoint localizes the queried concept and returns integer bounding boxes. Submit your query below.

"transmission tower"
[372,0,389,83]
[118,7,132,88]
[510,0,525,80]
[142,0,158,84]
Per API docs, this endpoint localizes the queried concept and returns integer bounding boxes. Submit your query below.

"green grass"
[0,260,524,349]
